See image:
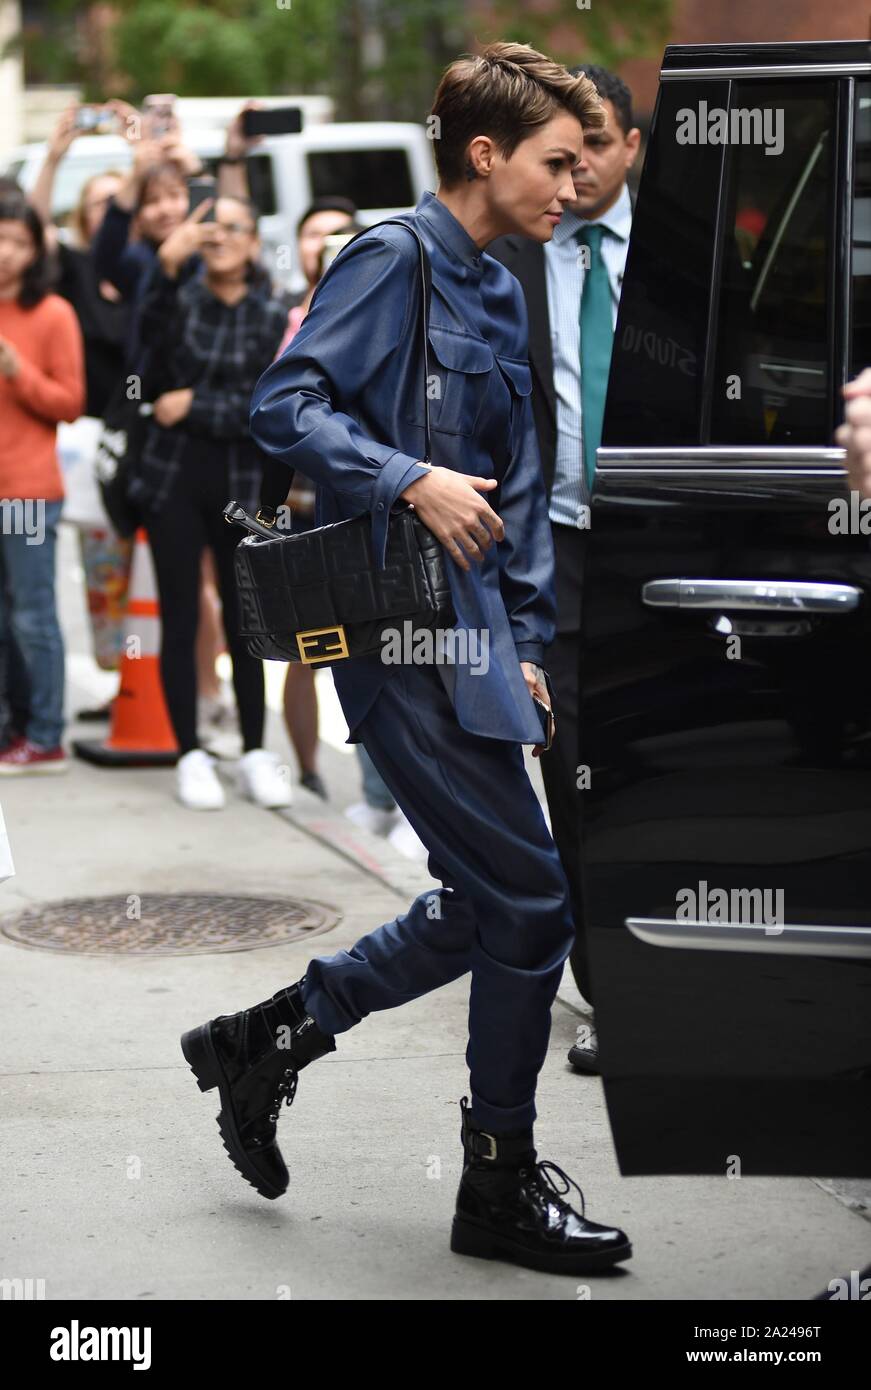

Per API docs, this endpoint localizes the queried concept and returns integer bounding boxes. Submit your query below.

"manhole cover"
[0,894,341,957]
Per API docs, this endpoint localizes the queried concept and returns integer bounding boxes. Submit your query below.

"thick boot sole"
[450,1214,632,1275]
[180,1023,287,1202]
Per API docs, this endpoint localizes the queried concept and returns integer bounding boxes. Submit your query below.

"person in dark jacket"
[180,42,633,1278]
[489,66,640,1071]
[136,194,291,810]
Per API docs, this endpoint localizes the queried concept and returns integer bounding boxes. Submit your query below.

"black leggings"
[144,451,264,756]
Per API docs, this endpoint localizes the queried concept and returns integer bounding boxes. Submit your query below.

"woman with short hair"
[181,42,632,1276]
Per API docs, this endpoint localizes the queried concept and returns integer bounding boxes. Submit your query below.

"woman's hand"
[520,660,554,760]
[399,465,504,571]
[46,106,79,164]
[105,98,142,144]
[112,132,165,212]
[157,199,216,278]
[225,100,265,159]
[153,387,193,427]
[0,336,21,380]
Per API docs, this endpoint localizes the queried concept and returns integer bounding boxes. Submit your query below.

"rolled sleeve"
[514,641,546,666]
[371,455,432,568]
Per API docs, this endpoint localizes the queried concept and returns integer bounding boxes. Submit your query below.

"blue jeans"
[0,500,65,747]
[301,660,575,1132]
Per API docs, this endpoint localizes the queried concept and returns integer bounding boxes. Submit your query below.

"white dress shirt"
[543,181,632,526]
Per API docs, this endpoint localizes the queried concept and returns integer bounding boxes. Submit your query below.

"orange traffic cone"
[74,528,179,766]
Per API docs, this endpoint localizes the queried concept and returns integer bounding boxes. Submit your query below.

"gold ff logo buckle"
[296,625,349,663]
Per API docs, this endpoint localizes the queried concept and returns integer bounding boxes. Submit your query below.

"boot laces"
[266,1067,299,1124]
[522,1159,586,1220]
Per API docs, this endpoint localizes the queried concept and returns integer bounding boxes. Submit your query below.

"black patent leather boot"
[450,1096,632,1274]
[181,981,335,1200]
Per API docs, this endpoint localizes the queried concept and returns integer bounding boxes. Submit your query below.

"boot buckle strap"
[469,1130,498,1161]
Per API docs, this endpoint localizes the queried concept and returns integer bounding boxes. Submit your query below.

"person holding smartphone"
[135,195,291,810]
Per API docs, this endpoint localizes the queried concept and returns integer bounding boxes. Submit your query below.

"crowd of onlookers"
[0,97,424,853]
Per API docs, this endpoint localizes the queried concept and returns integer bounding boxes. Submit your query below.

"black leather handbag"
[224,219,456,666]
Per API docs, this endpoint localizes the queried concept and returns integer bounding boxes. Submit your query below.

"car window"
[710,81,837,446]
[245,154,276,217]
[604,82,727,447]
[306,148,413,209]
[850,86,871,377]
[1,159,24,187]
[49,151,133,222]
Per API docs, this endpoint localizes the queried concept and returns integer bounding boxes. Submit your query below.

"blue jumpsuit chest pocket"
[494,355,533,399]
[414,324,494,437]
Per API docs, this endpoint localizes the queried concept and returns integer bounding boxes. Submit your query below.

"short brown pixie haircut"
[431,41,606,188]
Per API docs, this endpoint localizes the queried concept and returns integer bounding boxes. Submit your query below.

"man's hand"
[520,660,554,759]
[837,367,871,499]
[399,466,504,571]
[153,388,193,428]
[0,336,21,380]
[157,199,216,278]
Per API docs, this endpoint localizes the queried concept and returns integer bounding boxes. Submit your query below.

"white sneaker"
[387,810,429,862]
[176,748,226,810]
[344,801,400,837]
[237,748,293,808]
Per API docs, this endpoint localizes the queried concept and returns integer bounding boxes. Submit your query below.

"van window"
[2,160,24,188]
[850,85,871,377]
[48,152,133,224]
[245,154,276,217]
[306,148,413,210]
[710,81,837,445]
[604,82,727,447]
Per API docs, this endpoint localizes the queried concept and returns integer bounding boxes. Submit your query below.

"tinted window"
[850,84,871,377]
[306,148,413,209]
[710,81,837,445]
[246,154,277,217]
[604,82,727,447]
[48,152,132,222]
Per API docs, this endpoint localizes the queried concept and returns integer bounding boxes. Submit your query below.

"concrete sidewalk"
[1,739,868,1302]
[0,523,867,1301]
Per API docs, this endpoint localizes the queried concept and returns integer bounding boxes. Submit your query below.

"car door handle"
[641,579,861,614]
[626,918,871,959]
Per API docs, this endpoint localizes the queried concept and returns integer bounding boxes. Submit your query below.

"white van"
[1,111,436,291]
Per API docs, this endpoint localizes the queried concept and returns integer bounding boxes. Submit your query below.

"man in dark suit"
[489,66,640,1071]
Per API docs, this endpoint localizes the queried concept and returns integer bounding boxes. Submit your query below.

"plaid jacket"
[133,261,289,513]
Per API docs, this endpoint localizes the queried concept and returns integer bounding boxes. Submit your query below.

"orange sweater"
[0,293,86,500]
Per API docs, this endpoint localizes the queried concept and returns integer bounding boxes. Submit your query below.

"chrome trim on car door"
[626,918,871,958]
[661,64,871,81]
[597,446,846,468]
[641,579,861,613]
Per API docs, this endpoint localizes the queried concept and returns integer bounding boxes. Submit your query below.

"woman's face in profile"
[483,111,584,243]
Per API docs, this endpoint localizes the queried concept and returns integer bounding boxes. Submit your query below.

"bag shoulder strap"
[258,215,432,519]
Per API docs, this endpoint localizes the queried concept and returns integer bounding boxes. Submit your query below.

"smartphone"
[188,177,217,221]
[241,106,303,139]
[74,106,114,132]
[532,696,555,752]
[143,93,177,137]
[320,230,357,273]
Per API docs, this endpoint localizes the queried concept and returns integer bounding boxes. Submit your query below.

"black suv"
[584,41,871,1176]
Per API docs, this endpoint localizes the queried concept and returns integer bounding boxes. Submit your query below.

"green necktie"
[577,224,614,491]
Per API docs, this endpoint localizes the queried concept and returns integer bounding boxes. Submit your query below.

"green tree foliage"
[10,0,673,115]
